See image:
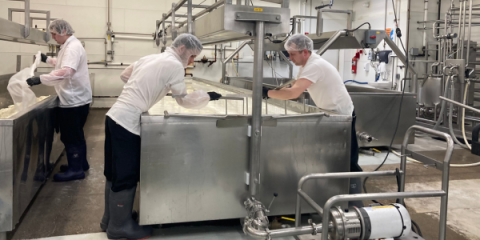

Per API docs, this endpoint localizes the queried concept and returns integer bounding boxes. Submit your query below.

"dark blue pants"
[58,104,90,146]
[104,116,141,192]
[349,110,364,207]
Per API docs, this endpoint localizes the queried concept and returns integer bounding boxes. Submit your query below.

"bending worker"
[26,19,92,182]
[101,34,222,239]
[262,34,363,207]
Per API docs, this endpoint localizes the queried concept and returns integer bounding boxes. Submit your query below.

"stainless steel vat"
[0,74,64,233]
[139,79,351,225]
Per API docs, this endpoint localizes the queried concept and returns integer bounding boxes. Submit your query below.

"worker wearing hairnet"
[101,34,221,239]
[263,34,363,207]
[26,19,92,182]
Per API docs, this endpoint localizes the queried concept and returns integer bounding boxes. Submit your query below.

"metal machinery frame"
[415,0,480,143]
[141,0,355,227]
[244,125,453,240]
[0,0,55,45]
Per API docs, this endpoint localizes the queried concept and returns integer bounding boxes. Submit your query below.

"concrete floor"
[6,108,480,240]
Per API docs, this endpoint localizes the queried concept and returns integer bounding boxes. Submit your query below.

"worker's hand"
[40,53,48,63]
[26,77,41,86]
[262,86,270,99]
[207,92,222,101]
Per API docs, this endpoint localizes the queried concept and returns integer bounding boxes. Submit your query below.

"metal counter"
[0,95,63,233]
[139,79,351,225]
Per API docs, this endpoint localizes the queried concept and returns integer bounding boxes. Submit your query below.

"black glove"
[40,53,48,63]
[262,86,270,99]
[207,92,222,101]
[26,77,41,86]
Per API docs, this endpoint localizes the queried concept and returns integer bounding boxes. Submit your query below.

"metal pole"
[162,14,167,47]
[249,21,265,196]
[292,16,297,34]
[458,1,464,58]
[187,0,193,34]
[316,9,323,36]
[24,0,30,38]
[171,3,177,41]
[278,51,293,79]
[466,0,473,66]
[462,0,467,58]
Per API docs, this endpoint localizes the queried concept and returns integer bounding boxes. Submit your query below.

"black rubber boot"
[53,145,85,182]
[106,186,152,240]
[59,143,90,172]
[100,181,112,232]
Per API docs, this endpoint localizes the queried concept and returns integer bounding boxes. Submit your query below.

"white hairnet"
[170,34,203,67]
[49,19,75,36]
[284,34,314,52]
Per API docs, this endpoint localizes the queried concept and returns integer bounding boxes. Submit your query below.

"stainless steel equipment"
[138,79,351,225]
[347,85,417,147]
[0,73,64,235]
[156,1,290,47]
[244,125,453,240]
[0,96,63,234]
[0,0,55,46]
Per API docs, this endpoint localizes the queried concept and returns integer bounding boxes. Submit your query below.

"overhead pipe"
[423,0,429,47]
[466,0,473,66]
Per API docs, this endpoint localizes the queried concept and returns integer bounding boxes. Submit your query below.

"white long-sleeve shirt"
[40,35,92,108]
[107,48,210,135]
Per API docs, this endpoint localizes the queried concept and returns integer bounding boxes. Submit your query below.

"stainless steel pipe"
[400,125,453,240]
[440,96,480,114]
[249,21,265,196]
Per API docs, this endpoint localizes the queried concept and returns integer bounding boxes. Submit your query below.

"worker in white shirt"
[101,34,221,239]
[263,34,363,207]
[26,19,92,182]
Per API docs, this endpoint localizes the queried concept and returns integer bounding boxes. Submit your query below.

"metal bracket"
[235,12,281,23]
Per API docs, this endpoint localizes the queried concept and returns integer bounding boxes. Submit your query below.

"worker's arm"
[267,78,312,100]
[120,62,137,83]
[39,67,76,86]
[168,71,211,109]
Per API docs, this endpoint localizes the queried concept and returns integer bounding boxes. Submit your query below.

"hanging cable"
[362,0,409,199]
